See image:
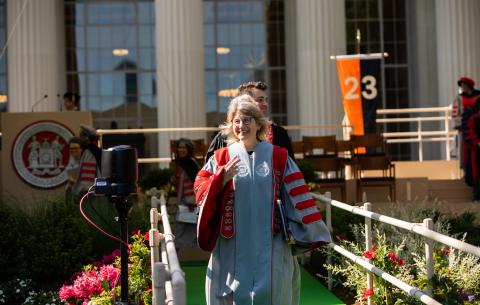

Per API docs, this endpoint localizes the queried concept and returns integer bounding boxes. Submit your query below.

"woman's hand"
[223,156,239,187]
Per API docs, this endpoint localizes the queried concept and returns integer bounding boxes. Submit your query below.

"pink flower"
[59,285,78,301]
[101,249,121,265]
[99,264,120,288]
[362,288,374,299]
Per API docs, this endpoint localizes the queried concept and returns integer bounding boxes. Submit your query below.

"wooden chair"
[350,134,388,156]
[302,135,337,157]
[354,155,395,202]
[305,155,346,201]
[191,139,207,163]
[292,141,304,159]
[335,139,353,164]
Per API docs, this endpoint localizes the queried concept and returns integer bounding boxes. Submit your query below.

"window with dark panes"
[203,0,287,127]
[345,0,410,160]
[64,0,156,130]
[64,0,157,162]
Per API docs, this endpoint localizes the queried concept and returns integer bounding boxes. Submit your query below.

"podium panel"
[1,112,92,207]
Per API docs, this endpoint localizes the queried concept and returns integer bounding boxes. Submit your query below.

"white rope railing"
[150,192,186,305]
[313,191,480,305]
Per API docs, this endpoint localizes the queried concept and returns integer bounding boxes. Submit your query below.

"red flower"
[387,253,405,265]
[363,245,377,260]
[441,249,451,255]
[145,231,150,241]
[362,288,374,299]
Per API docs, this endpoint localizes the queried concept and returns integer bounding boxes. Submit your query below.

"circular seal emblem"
[255,161,270,177]
[12,121,74,188]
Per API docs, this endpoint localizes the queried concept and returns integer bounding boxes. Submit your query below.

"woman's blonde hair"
[219,94,269,143]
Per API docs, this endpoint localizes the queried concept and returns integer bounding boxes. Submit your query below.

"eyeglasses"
[232,116,253,126]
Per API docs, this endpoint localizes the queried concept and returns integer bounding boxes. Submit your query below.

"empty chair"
[354,155,395,202]
[306,156,346,201]
[291,141,304,159]
[350,134,387,156]
[302,135,337,157]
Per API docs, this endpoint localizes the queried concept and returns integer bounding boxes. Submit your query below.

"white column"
[7,0,66,112]
[407,0,438,108]
[436,0,480,107]
[285,0,298,125]
[294,0,346,137]
[154,0,205,160]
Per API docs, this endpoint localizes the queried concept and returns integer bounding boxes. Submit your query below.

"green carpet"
[181,263,345,305]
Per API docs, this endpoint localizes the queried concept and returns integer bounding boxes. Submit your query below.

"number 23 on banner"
[344,75,378,100]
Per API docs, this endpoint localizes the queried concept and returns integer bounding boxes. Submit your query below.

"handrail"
[313,192,480,305]
[150,193,186,305]
[377,106,451,114]
[313,193,480,257]
[376,105,455,161]
[93,105,454,163]
[97,125,350,164]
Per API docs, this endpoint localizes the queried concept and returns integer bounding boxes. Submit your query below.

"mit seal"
[12,121,74,188]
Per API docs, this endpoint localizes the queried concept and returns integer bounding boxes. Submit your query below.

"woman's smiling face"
[232,112,258,142]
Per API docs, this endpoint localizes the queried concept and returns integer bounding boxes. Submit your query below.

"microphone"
[31,94,48,112]
[57,94,62,111]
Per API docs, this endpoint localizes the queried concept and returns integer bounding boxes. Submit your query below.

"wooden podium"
[0,111,92,207]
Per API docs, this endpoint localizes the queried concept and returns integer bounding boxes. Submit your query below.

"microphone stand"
[31,94,48,112]
[112,195,134,305]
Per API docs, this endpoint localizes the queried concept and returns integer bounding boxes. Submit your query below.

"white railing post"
[150,205,162,304]
[153,262,167,305]
[444,108,451,160]
[417,118,423,161]
[364,202,374,305]
[325,191,333,290]
[423,218,434,296]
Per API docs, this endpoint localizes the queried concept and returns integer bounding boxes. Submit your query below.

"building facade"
[1,0,479,160]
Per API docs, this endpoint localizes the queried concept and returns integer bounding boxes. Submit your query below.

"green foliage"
[324,229,418,305]
[139,167,174,192]
[321,198,480,305]
[0,205,28,282]
[22,199,95,284]
[331,208,363,241]
[296,159,317,183]
[447,211,480,246]
[0,194,153,288]
[0,278,62,305]
[128,233,152,305]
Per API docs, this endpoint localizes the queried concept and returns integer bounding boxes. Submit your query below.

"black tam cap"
[80,124,99,140]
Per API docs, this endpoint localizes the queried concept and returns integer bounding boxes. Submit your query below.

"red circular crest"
[12,121,74,188]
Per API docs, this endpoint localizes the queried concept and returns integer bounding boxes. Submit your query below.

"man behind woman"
[194,94,331,305]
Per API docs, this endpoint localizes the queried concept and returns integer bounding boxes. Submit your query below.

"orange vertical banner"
[336,58,363,135]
